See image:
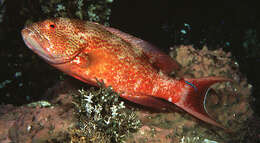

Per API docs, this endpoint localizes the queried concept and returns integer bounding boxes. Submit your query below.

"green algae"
[21,0,113,25]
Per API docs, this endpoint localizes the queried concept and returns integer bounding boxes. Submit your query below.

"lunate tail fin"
[174,77,231,129]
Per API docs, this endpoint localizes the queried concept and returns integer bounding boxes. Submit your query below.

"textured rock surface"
[0,45,258,143]
[0,81,76,143]
[126,45,257,143]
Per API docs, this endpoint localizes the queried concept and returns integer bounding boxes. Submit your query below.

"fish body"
[21,18,229,129]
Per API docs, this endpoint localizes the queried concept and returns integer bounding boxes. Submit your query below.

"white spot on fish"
[134,80,142,91]
[152,85,159,94]
[168,97,172,102]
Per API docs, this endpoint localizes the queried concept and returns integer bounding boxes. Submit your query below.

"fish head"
[21,18,87,64]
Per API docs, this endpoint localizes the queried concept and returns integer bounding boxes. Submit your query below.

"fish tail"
[174,76,232,129]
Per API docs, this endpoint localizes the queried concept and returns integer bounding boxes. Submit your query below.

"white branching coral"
[73,81,141,142]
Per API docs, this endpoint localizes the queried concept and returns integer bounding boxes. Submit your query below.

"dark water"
[0,1,259,142]
[0,0,259,114]
[110,3,260,115]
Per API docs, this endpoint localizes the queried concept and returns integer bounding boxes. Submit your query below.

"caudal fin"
[174,77,231,129]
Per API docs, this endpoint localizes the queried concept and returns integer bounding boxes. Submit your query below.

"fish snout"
[21,27,56,63]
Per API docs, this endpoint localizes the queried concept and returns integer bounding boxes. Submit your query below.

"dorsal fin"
[101,26,180,74]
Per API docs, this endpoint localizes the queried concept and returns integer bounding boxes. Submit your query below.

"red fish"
[21,18,230,129]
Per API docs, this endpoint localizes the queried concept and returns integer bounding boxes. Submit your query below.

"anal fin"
[121,93,174,111]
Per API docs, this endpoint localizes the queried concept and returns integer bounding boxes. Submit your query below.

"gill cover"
[21,18,84,64]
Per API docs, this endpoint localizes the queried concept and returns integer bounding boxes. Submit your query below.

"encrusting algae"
[21,17,231,130]
[20,17,259,142]
[0,45,257,143]
[127,46,256,143]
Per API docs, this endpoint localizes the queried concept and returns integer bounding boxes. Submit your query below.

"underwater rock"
[0,81,77,143]
[0,79,141,143]
[0,45,258,143]
[126,45,258,143]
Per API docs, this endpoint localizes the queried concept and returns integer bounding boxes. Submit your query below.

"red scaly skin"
[21,18,231,129]
[22,18,182,102]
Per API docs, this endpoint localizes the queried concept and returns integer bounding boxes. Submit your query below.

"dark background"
[111,2,260,115]
[0,1,259,115]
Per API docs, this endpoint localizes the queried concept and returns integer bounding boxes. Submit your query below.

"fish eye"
[49,23,56,29]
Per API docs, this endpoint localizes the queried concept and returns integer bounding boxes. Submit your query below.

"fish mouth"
[21,26,75,64]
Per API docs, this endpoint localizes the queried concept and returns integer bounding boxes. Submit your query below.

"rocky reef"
[0,45,258,143]
[127,45,257,143]
[0,1,259,142]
